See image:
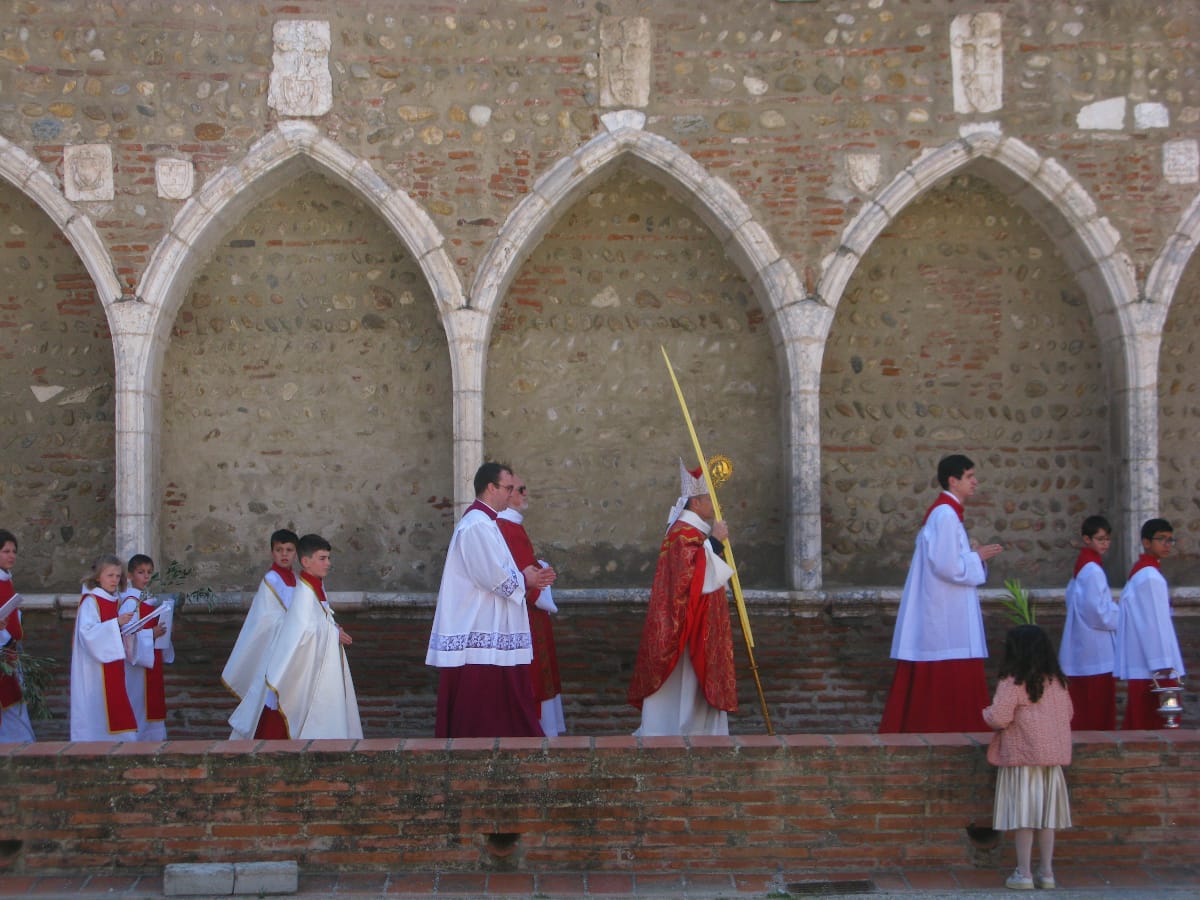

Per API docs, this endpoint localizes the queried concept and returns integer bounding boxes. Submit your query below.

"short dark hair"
[297,533,332,559]
[936,454,974,490]
[0,529,17,552]
[127,554,154,572]
[1081,515,1112,538]
[1141,518,1173,542]
[474,462,512,497]
[270,529,299,549]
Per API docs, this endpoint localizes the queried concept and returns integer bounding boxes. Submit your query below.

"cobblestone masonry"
[0,2,1198,591]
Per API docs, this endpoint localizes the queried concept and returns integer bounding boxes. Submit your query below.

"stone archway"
[466,110,823,588]
[126,121,464,560]
[817,132,1146,573]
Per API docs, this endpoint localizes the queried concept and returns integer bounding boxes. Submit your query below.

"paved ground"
[0,863,1198,898]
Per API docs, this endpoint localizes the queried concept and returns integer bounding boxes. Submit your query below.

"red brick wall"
[2,731,1197,875]
[13,597,1200,740]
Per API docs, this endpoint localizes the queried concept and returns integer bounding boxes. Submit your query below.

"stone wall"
[822,174,1109,585]
[0,1,1197,591]
[0,181,114,587]
[161,172,455,591]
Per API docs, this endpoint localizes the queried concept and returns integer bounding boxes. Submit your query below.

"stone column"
[1113,313,1164,573]
[450,307,488,513]
[773,301,835,591]
[109,301,161,563]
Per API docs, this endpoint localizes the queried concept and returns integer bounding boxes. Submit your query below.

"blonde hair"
[84,554,127,592]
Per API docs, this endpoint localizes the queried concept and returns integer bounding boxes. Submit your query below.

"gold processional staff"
[660,346,774,735]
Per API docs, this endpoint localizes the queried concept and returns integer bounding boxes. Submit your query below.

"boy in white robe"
[1060,515,1119,730]
[119,554,173,742]
[225,529,298,739]
[262,533,361,740]
[1115,518,1186,730]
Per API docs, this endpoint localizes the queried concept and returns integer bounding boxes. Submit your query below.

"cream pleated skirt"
[993,765,1072,831]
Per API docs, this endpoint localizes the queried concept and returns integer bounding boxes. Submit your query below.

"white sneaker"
[1006,870,1034,890]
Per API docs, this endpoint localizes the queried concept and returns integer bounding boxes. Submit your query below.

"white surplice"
[119,588,173,742]
[69,588,137,742]
[890,499,988,662]
[1060,560,1119,676]
[1114,566,1186,680]
[426,505,532,669]
[225,569,294,739]
[263,576,362,740]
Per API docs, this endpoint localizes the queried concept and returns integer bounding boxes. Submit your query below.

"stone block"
[599,17,651,108]
[163,862,234,896]
[232,860,298,895]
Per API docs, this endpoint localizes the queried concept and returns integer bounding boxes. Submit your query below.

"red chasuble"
[134,598,167,722]
[497,518,562,703]
[0,578,22,710]
[86,592,138,734]
[627,519,737,713]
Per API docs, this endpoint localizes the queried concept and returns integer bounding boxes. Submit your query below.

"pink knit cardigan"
[982,676,1074,767]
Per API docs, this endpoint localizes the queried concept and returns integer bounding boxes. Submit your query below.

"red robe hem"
[879,658,989,733]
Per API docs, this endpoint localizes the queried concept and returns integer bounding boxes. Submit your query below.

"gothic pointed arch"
[136,120,465,389]
[0,133,122,309]
[469,111,822,588]
[818,132,1150,573]
[818,132,1137,347]
[122,121,465,559]
[470,111,810,354]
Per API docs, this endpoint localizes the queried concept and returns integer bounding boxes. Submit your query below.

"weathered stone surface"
[0,1,1196,591]
[950,12,1003,114]
[820,175,1108,585]
[268,20,333,118]
[63,143,113,202]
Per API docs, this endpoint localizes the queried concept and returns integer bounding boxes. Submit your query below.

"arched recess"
[0,136,122,587]
[817,132,1148,573]
[0,134,122,308]
[125,120,465,560]
[468,110,823,589]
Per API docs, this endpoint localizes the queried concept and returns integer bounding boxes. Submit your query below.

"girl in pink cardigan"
[983,625,1074,891]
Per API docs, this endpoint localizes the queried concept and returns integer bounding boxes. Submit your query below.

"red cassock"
[0,578,23,713]
[627,520,737,713]
[133,598,167,723]
[497,518,561,703]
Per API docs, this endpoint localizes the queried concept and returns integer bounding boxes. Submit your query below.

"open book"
[120,600,172,639]
[0,592,22,623]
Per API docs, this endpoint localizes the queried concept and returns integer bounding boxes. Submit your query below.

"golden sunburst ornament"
[707,453,733,487]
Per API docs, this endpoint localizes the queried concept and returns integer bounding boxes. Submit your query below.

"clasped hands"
[523,563,556,590]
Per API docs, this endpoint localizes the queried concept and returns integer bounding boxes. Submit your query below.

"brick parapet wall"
[11,591,1199,740]
[2,731,1197,875]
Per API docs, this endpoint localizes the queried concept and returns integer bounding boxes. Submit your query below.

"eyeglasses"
[516,486,527,494]
[1152,536,1176,545]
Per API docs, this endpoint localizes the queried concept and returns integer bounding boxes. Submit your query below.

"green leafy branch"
[1,649,57,721]
[999,577,1036,626]
[149,559,215,611]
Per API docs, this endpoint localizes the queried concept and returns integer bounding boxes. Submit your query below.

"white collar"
[677,509,712,535]
[497,508,524,524]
